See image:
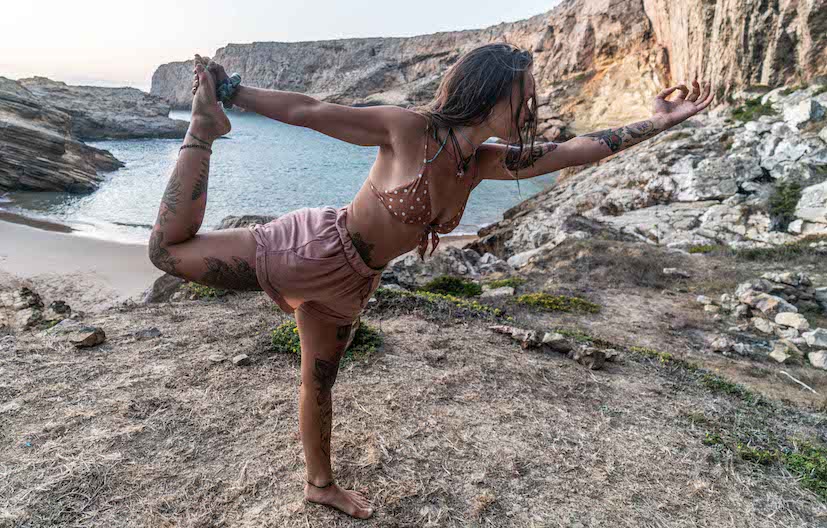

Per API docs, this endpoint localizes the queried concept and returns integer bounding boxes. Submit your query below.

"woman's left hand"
[653,80,715,127]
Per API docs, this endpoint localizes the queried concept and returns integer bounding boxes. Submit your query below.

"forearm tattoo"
[199,256,262,291]
[503,142,558,171]
[582,119,660,153]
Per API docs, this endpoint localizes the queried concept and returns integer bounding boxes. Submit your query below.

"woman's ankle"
[186,129,215,146]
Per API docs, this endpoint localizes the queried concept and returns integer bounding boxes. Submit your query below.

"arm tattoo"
[503,142,558,171]
[199,256,262,291]
[582,119,660,153]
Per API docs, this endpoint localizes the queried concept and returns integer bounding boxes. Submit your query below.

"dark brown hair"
[414,42,538,190]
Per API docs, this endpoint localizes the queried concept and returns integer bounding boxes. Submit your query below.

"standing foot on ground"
[304,481,374,519]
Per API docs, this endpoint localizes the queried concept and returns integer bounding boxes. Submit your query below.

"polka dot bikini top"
[368,122,477,261]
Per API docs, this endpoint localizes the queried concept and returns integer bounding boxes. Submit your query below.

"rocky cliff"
[19,77,188,140]
[465,84,827,266]
[0,77,122,193]
[151,0,826,138]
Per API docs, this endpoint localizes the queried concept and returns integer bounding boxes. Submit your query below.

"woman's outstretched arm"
[478,80,716,180]
[231,85,412,147]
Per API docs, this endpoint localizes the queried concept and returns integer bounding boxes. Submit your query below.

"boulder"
[808,351,827,370]
[774,312,811,331]
[480,286,515,299]
[802,328,827,349]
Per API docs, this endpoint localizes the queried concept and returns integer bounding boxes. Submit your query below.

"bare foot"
[304,481,374,519]
[189,58,231,142]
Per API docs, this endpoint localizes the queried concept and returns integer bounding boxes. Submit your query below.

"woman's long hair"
[413,42,538,195]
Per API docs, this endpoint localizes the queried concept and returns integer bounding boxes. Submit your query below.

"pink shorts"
[247,204,385,326]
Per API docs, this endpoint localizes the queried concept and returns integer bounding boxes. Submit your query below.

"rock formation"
[467,85,827,265]
[151,0,826,139]
[19,77,188,140]
[0,77,122,193]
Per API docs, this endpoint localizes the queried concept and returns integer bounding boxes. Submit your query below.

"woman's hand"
[191,54,230,95]
[653,80,715,127]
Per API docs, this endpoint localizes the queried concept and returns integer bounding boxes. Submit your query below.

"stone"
[506,248,543,269]
[783,98,825,129]
[704,305,721,314]
[733,304,751,319]
[208,355,226,363]
[232,354,250,366]
[769,343,791,363]
[775,326,800,340]
[752,317,775,335]
[132,327,162,340]
[15,309,42,329]
[774,312,810,331]
[70,328,106,348]
[568,346,607,370]
[808,351,827,370]
[816,288,827,311]
[143,274,186,303]
[480,286,515,299]
[489,325,541,349]
[696,295,714,305]
[664,268,690,278]
[754,294,798,318]
[732,343,753,356]
[802,329,827,349]
[541,332,572,353]
[710,336,734,354]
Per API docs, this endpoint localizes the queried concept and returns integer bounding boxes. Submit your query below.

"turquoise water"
[0,110,556,244]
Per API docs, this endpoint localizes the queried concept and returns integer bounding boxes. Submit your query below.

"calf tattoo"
[191,158,209,201]
[314,358,340,458]
[503,142,558,171]
[158,167,183,226]
[199,256,262,291]
[583,119,659,153]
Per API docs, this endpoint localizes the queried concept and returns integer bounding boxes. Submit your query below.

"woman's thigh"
[150,227,262,290]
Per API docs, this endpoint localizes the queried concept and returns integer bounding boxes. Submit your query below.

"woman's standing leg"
[148,60,261,289]
[294,308,374,519]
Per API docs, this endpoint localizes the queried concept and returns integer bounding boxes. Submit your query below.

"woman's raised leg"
[295,308,374,519]
[148,60,261,290]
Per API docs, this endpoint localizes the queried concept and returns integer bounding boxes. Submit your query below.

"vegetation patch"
[417,276,482,297]
[688,244,720,254]
[483,277,527,289]
[768,181,802,232]
[182,282,228,298]
[270,319,383,362]
[513,293,600,313]
[731,97,777,122]
[372,286,507,320]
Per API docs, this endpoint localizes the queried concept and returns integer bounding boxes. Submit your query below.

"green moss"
[737,443,780,465]
[484,277,527,289]
[270,319,383,362]
[731,97,777,122]
[703,432,725,446]
[183,282,228,298]
[813,85,827,97]
[780,85,803,96]
[768,181,802,232]
[374,286,504,317]
[662,131,693,142]
[688,244,720,254]
[785,441,827,501]
[514,293,600,313]
[701,374,762,405]
[417,275,482,297]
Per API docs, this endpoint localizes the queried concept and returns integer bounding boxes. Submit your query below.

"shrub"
[270,319,383,362]
[514,293,600,313]
[768,181,802,232]
[731,97,777,122]
[484,277,527,289]
[183,282,228,298]
[417,276,482,297]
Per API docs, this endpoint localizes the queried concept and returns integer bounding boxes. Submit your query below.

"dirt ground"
[2,252,827,527]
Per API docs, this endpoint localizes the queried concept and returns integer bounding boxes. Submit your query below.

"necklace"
[451,127,479,178]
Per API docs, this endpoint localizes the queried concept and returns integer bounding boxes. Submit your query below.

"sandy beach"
[0,212,479,311]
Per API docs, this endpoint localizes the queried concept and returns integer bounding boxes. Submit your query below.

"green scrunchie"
[216,73,242,109]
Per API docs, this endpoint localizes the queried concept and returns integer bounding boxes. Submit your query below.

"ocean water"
[0,110,556,244]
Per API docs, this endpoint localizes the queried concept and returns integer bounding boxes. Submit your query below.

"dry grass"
[1,287,826,526]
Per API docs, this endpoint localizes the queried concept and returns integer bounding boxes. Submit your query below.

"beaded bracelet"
[216,73,242,109]
[179,143,213,154]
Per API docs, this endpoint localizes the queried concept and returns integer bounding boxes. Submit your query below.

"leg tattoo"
[199,256,261,291]
[191,158,209,201]
[148,230,181,277]
[313,358,340,458]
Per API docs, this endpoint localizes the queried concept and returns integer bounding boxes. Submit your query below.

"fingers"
[686,79,701,102]
[697,81,715,110]
[674,83,689,101]
[656,86,679,99]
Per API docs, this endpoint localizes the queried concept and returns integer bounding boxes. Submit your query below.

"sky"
[1,0,560,92]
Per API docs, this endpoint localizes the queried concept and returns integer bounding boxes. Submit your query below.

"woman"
[149,43,714,519]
